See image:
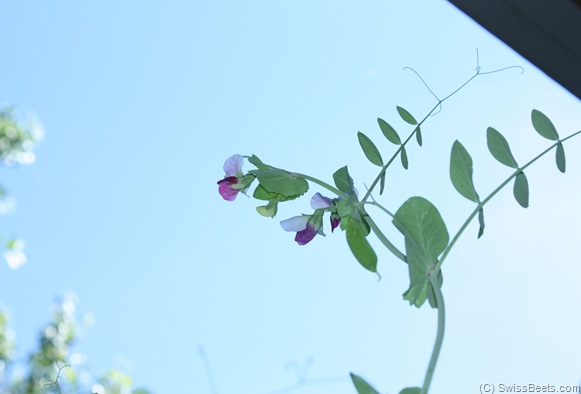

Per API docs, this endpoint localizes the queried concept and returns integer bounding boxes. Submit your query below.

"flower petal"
[310,192,333,209]
[4,250,26,269]
[217,176,238,186]
[295,223,317,245]
[223,154,244,176]
[218,182,240,201]
[331,217,340,232]
[280,215,309,232]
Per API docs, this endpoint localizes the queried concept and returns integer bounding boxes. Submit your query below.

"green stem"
[292,172,348,199]
[362,73,481,203]
[362,119,433,203]
[364,201,395,218]
[360,208,407,263]
[422,272,446,394]
[292,172,408,262]
[436,129,581,272]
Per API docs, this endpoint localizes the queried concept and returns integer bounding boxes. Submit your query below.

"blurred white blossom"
[4,239,26,269]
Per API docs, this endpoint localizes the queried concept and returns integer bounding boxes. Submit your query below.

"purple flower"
[330,215,340,232]
[311,192,341,232]
[280,215,322,245]
[217,154,252,201]
[310,192,333,209]
[280,192,339,245]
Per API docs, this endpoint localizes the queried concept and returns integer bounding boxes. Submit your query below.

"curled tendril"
[403,48,524,118]
[403,66,441,102]
[475,47,525,75]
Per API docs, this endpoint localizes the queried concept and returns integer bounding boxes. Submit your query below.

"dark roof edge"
[447,0,581,101]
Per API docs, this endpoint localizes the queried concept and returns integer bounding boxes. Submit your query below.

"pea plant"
[216,63,580,394]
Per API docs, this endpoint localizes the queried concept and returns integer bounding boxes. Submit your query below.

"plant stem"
[362,209,407,263]
[362,73,481,203]
[291,172,348,199]
[436,129,581,272]
[422,272,446,394]
[362,64,523,203]
[365,201,395,218]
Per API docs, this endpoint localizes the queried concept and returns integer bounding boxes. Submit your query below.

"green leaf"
[397,106,418,125]
[477,208,485,239]
[393,197,449,308]
[400,146,408,169]
[252,184,297,202]
[247,154,272,170]
[450,140,479,202]
[357,131,383,167]
[377,118,401,144]
[336,195,357,220]
[415,126,422,146]
[379,171,386,195]
[426,269,443,308]
[256,199,278,217]
[333,166,355,194]
[513,172,529,208]
[556,142,566,173]
[531,109,559,140]
[345,216,377,273]
[487,127,518,168]
[253,183,304,217]
[350,373,380,394]
[399,388,422,394]
[252,169,309,197]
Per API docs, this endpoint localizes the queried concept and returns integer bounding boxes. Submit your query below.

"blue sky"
[1,1,581,393]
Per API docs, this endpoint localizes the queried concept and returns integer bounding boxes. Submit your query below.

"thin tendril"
[364,183,395,218]
[404,67,441,102]
[478,65,524,75]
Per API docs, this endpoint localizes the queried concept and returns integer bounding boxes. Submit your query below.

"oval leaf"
[350,373,380,394]
[400,146,409,169]
[513,172,529,208]
[253,184,300,202]
[477,208,485,239]
[345,217,377,273]
[357,131,383,167]
[333,166,355,194]
[450,141,479,202]
[378,118,401,145]
[253,169,309,197]
[397,106,418,125]
[393,197,449,308]
[399,388,422,394]
[379,171,386,195]
[531,109,559,140]
[415,126,422,146]
[556,142,566,173]
[487,127,518,168]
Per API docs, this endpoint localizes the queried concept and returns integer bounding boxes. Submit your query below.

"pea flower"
[280,192,339,245]
[311,192,341,232]
[217,154,254,201]
[280,214,322,245]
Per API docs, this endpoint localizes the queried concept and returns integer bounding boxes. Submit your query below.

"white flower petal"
[4,250,26,269]
[310,192,333,209]
[223,154,243,176]
[280,216,309,232]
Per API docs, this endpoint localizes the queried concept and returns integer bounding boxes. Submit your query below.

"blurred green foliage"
[0,106,43,167]
[1,105,151,393]
[0,105,44,269]
[0,295,151,394]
